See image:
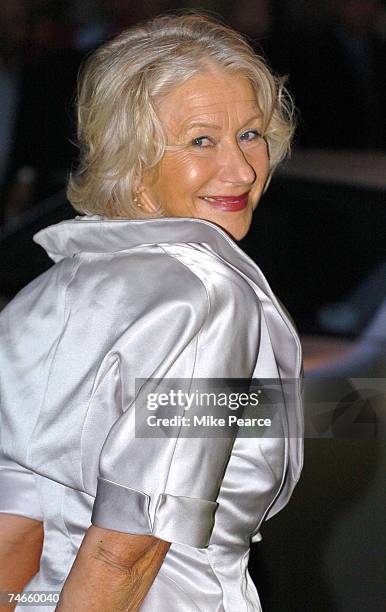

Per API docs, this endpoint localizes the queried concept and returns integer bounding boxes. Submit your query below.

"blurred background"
[0,1,385,610]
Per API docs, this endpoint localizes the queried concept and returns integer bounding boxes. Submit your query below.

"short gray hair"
[67,13,295,218]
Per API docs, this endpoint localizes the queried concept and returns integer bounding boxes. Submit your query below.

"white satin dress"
[0,216,303,611]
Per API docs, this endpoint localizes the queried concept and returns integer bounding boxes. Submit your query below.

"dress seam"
[59,485,75,585]
[156,245,210,501]
[27,256,81,466]
[158,571,202,611]
[79,354,121,491]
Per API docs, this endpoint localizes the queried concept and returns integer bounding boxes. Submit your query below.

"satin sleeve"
[91,267,261,548]
[0,450,43,521]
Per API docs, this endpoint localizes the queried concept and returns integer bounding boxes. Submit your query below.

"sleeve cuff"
[91,477,218,548]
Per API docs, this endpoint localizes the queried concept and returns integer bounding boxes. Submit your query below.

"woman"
[0,14,303,611]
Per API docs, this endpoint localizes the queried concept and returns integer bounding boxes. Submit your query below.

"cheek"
[162,152,214,194]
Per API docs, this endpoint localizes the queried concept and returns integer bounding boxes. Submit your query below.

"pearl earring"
[133,192,142,208]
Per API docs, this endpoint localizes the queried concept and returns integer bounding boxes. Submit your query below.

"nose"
[218,140,256,186]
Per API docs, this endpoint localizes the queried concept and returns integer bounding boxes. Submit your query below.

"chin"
[195,209,252,241]
[231,227,250,241]
[209,220,250,241]
[222,215,252,242]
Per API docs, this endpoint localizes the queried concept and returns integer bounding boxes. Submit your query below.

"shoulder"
[158,242,260,317]
[74,245,210,325]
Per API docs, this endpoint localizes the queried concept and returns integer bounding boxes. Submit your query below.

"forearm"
[0,514,44,612]
[56,526,170,612]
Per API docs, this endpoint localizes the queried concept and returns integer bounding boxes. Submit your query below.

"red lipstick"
[199,191,250,212]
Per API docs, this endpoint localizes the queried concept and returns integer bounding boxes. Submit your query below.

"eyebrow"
[183,115,263,134]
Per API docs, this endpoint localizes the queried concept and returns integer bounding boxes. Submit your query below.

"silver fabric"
[0,216,303,611]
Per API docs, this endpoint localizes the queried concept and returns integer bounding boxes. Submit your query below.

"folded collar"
[34,214,302,379]
[34,214,276,308]
[34,215,242,262]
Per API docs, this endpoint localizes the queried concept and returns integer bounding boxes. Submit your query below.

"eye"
[191,135,213,148]
[239,129,264,142]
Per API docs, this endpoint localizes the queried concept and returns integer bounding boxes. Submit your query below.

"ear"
[138,186,161,214]
[137,170,161,214]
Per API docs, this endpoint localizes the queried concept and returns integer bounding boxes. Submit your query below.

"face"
[139,69,270,240]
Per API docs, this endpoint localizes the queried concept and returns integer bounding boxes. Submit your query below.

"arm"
[57,526,170,612]
[0,514,44,612]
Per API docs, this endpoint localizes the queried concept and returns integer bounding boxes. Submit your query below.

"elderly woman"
[0,14,303,612]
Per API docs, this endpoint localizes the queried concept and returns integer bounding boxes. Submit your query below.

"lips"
[199,191,250,212]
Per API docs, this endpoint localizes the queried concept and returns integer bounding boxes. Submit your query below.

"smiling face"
[139,68,270,240]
